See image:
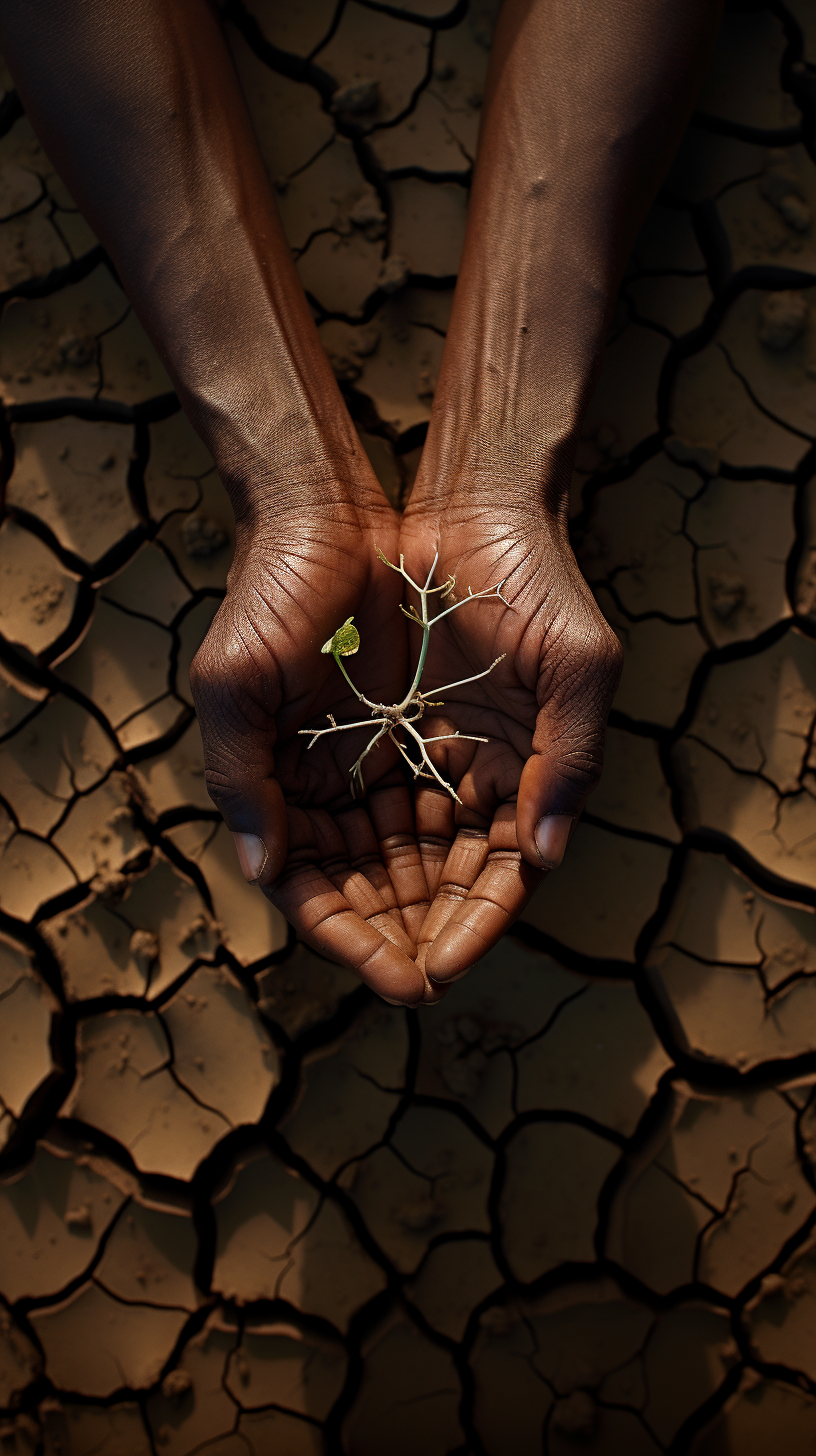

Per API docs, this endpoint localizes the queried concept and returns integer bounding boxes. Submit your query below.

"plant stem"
[299,551,508,802]
[333,651,364,701]
[400,559,434,710]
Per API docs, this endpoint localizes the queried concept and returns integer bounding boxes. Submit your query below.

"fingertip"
[232,828,287,888]
[228,778,288,887]
[381,977,444,1007]
[425,922,482,985]
[362,940,427,1007]
[533,813,573,870]
[516,754,582,868]
[421,976,448,1005]
[232,831,267,882]
[412,940,446,1002]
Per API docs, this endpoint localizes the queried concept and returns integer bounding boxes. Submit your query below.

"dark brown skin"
[402,0,724,981]
[0,0,722,1002]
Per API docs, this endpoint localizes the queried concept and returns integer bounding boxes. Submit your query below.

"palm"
[239,512,403,802]
[400,494,620,982]
[191,489,430,1005]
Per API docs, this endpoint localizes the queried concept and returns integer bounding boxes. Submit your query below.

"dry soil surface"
[3,3,816,1453]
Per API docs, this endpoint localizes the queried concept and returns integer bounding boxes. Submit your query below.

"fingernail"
[232,831,268,882]
[534,814,573,869]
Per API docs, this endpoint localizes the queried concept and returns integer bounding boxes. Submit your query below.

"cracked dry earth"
[6,4,816,1455]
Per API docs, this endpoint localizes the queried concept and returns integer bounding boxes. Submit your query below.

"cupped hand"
[189,475,432,1006]
[399,485,623,985]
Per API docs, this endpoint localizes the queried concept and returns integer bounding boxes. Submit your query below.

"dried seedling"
[299,549,509,802]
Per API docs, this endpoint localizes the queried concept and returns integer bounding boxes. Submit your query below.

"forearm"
[424,0,723,503]
[0,0,361,522]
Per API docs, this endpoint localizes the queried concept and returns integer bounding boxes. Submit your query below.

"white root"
[297,550,509,799]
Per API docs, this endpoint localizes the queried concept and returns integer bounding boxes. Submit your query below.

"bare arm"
[0,0,358,513]
[426,0,723,496]
[0,1,430,1005]
[404,0,724,981]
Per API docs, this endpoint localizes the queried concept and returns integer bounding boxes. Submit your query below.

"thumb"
[516,748,585,872]
[515,623,622,871]
[207,742,287,891]
[189,638,287,892]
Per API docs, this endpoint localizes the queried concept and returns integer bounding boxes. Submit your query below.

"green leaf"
[321,616,360,657]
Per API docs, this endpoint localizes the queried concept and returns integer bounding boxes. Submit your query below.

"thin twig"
[421,731,489,743]
[298,550,509,800]
[424,656,506,697]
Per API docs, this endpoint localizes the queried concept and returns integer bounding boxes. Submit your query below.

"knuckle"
[570,612,622,681]
[201,734,266,813]
[188,639,217,701]
[547,607,622,708]
[597,616,624,677]
[202,764,230,812]
[534,713,608,805]
[202,763,244,816]
[554,736,606,794]
[189,614,275,729]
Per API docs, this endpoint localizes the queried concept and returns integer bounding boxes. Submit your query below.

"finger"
[367,784,432,942]
[415,825,490,961]
[332,803,409,934]
[515,613,622,870]
[415,943,449,1005]
[413,784,456,899]
[270,810,425,1004]
[310,810,416,958]
[425,806,542,984]
[271,865,424,1003]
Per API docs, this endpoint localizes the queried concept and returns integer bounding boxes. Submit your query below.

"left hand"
[190,476,431,1007]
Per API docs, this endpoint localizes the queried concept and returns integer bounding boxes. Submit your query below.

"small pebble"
[377,255,410,295]
[758,291,808,351]
[181,513,228,558]
[332,79,379,116]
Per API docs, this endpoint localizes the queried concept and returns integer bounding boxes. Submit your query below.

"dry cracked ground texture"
[6,2,816,1453]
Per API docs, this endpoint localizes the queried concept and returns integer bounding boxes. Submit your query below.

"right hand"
[189,473,431,1006]
[399,475,623,985]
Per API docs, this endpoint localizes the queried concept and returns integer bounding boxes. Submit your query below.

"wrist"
[412,401,582,521]
[220,452,361,529]
[192,409,380,533]
[220,457,392,564]
[413,259,598,519]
